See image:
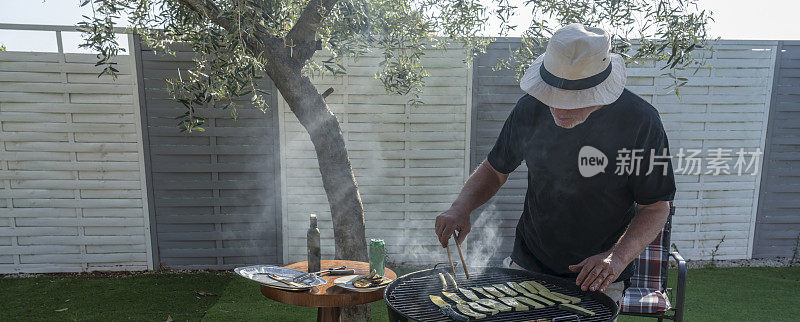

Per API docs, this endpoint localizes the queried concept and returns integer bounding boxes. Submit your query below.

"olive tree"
[79,2,711,317]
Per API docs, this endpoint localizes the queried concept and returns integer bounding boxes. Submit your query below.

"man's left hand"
[568,251,626,293]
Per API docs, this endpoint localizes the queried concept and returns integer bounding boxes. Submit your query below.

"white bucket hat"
[519,23,626,109]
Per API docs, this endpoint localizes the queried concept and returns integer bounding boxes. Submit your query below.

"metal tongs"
[445,231,470,279]
[292,265,357,283]
[255,272,310,288]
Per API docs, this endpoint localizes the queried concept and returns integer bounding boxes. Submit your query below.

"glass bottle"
[307,214,321,273]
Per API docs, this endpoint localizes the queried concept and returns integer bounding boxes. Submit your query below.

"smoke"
[465,200,508,273]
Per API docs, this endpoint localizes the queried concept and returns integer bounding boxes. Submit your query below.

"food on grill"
[440,305,471,322]
[481,286,506,298]
[515,296,546,309]
[492,283,518,296]
[445,272,459,289]
[520,282,539,294]
[431,295,472,321]
[455,303,487,319]
[390,268,616,321]
[498,297,529,311]
[475,298,513,312]
[442,291,467,304]
[559,303,596,317]
[522,293,556,306]
[538,290,571,304]
[439,273,447,291]
[429,295,449,308]
[458,288,481,302]
[521,280,549,293]
[352,271,391,288]
[548,291,581,304]
[471,287,495,299]
[467,301,499,315]
[506,281,529,294]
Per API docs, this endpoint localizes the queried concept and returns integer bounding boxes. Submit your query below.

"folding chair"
[620,201,686,322]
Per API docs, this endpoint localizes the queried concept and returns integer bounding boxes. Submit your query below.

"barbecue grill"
[384,266,618,321]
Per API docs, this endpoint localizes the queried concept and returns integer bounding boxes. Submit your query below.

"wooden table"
[260,260,397,322]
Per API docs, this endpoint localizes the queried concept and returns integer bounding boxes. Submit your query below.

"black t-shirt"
[487,88,676,282]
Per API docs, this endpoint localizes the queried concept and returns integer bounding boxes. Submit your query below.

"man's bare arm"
[569,200,670,292]
[434,159,509,247]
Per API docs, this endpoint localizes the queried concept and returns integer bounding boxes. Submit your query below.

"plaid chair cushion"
[621,287,671,313]
[620,202,674,314]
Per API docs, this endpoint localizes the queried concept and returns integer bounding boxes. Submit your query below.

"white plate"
[334,274,393,293]
[234,265,327,291]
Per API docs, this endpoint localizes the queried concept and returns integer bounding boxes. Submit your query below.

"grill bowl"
[384,267,618,321]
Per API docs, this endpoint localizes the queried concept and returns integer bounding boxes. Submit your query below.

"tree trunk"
[269,62,370,321]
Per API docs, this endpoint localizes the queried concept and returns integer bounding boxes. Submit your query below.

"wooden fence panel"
[0,48,151,273]
[279,49,472,266]
[470,39,777,262]
[753,41,800,258]
[137,42,282,269]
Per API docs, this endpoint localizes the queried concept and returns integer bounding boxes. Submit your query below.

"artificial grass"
[2,266,799,321]
[0,272,230,321]
[620,266,800,322]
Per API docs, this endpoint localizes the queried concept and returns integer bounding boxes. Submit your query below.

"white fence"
[629,40,776,260]
[0,26,151,273]
[278,50,472,265]
[0,26,786,273]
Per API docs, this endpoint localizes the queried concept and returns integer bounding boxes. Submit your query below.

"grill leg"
[387,306,408,322]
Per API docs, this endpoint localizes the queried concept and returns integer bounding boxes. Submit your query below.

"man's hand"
[568,251,627,292]
[435,208,470,248]
[434,159,508,248]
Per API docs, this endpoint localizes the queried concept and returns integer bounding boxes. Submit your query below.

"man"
[434,23,676,314]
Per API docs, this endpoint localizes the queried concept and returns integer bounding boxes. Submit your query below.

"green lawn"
[2,267,799,321]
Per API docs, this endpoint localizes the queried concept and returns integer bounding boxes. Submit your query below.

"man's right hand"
[435,208,470,248]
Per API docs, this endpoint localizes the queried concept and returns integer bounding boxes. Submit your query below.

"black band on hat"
[539,61,613,90]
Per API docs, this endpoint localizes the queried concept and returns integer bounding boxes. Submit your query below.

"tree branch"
[174,0,283,61]
[286,0,340,63]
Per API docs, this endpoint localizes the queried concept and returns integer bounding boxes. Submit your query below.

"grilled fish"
[439,273,447,291]
[492,283,518,296]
